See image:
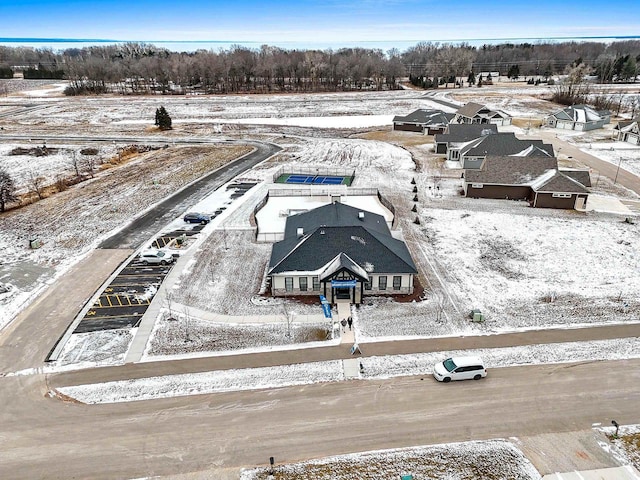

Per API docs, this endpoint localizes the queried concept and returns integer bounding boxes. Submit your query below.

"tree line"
[0,40,638,95]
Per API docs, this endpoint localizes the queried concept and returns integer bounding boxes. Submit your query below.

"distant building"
[458,132,554,169]
[268,202,417,304]
[453,102,512,126]
[434,124,498,158]
[464,156,590,210]
[614,119,640,145]
[392,109,454,134]
[544,105,610,131]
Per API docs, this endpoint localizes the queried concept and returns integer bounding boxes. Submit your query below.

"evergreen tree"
[155,106,172,130]
[0,168,18,212]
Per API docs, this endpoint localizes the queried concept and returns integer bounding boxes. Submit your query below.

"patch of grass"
[609,431,640,471]
[241,440,540,480]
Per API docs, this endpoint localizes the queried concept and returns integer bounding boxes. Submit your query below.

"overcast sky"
[2,0,639,44]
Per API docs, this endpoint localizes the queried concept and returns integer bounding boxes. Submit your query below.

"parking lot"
[73,180,259,334]
[73,261,174,333]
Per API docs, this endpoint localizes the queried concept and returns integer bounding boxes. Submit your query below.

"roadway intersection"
[0,134,639,478]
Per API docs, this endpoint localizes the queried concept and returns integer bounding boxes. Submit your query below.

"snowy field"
[2,81,640,369]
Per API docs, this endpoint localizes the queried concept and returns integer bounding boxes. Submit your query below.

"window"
[312,276,320,291]
[393,276,402,290]
[299,277,308,292]
[552,193,572,198]
[364,278,372,290]
[471,183,483,188]
[379,276,387,290]
[285,277,293,292]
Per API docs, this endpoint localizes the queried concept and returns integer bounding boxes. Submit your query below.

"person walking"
[347,317,353,330]
[340,319,347,332]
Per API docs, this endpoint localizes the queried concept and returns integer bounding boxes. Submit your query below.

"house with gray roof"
[268,202,417,304]
[459,132,555,169]
[544,104,610,131]
[393,109,454,134]
[614,119,640,145]
[434,123,498,157]
[464,156,590,210]
[453,102,512,126]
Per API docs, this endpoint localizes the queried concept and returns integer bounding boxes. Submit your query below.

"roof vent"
[481,128,493,136]
[296,227,304,238]
[358,211,365,220]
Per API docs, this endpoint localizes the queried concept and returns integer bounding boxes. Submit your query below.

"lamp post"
[614,156,622,184]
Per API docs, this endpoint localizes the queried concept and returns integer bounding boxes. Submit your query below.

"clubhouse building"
[267,202,417,304]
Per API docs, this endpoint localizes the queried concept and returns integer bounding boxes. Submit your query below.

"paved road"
[49,321,640,387]
[99,141,280,249]
[1,125,640,478]
[1,359,639,479]
[530,130,640,197]
[0,249,132,373]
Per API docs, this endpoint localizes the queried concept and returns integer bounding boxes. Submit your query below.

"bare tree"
[0,168,19,212]
[83,156,98,178]
[69,150,82,178]
[552,63,592,105]
[27,169,46,200]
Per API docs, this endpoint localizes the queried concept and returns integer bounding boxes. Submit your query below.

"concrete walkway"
[336,300,355,345]
[50,321,640,388]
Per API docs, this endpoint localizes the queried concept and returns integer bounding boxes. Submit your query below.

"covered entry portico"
[321,264,368,304]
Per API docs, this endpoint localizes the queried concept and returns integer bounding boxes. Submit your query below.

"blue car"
[183,212,211,225]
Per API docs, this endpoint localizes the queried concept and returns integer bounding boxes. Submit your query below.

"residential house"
[434,123,498,157]
[452,102,512,126]
[464,156,590,210]
[543,104,610,131]
[614,119,640,145]
[392,109,454,134]
[459,132,554,169]
[268,202,417,304]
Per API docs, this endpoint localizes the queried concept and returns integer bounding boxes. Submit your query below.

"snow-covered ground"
[2,81,640,370]
[241,439,541,480]
[54,337,640,404]
[3,82,640,479]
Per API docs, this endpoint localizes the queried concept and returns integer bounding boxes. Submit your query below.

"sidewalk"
[51,321,640,388]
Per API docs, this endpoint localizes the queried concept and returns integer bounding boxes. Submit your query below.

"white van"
[433,356,487,383]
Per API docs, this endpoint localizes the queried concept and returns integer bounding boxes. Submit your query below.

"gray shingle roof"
[533,171,590,194]
[393,109,454,126]
[547,104,607,123]
[560,169,592,187]
[465,156,558,185]
[456,102,487,118]
[434,123,498,143]
[283,202,389,239]
[461,133,554,157]
[615,119,639,131]
[269,203,417,275]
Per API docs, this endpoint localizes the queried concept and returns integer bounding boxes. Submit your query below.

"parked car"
[138,249,176,266]
[183,212,211,225]
[433,356,487,383]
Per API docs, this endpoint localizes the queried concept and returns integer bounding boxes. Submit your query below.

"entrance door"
[335,288,351,300]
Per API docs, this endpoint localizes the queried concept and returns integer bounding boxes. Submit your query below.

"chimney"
[358,211,365,220]
[296,227,304,238]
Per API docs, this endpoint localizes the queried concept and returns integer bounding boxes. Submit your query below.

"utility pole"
[614,156,623,184]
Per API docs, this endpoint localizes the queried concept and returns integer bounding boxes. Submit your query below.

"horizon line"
[1,35,640,45]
